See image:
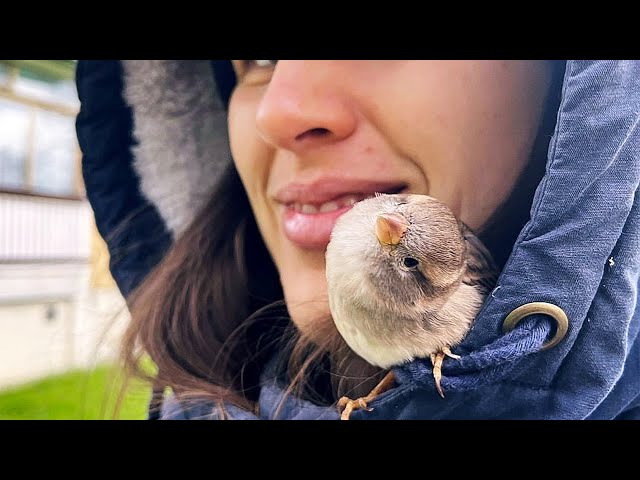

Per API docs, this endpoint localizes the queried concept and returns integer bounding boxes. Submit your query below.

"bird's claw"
[443,346,461,360]
[338,396,374,420]
[336,371,396,420]
[430,346,460,398]
[430,352,445,398]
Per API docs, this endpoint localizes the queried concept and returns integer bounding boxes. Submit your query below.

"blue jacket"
[76,60,640,419]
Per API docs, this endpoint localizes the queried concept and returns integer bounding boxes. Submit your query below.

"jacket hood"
[76,60,640,419]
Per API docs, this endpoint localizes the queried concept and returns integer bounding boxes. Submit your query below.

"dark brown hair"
[119,60,567,418]
[120,162,383,416]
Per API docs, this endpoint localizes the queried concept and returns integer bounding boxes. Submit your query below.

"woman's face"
[229,60,553,337]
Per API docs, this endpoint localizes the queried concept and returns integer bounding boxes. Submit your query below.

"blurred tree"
[0,60,76,82]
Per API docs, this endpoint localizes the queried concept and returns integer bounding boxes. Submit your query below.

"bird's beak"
[376,213,410,246]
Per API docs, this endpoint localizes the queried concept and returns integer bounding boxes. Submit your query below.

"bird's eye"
[403,257,419,269]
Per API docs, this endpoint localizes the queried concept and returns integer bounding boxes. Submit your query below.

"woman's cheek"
[228,93,280,266]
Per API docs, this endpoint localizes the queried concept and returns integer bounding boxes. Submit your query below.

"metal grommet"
[502,302,569,351]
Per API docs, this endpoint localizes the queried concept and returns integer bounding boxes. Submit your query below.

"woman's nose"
[255,61,358,152]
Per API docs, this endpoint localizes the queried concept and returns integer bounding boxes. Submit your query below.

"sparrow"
[325,193,498,420]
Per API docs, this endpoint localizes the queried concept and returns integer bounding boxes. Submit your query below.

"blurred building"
[0,60,128,389]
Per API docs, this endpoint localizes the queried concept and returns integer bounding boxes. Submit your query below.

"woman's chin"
[277,256,340,345]
[286,299,336,343]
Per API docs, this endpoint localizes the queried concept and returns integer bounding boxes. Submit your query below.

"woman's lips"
[275,178,406,250]
[282,193,367,249]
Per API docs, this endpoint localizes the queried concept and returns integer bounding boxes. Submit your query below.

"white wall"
[0,300,74,387]
[0,194,129,390]
[0,264,129,389]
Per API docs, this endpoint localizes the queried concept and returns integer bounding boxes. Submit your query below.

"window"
[32,110,78,196]
[0,98,30,190]
[0,61,80,198]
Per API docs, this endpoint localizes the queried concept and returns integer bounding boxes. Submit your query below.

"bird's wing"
[460,223,499,294]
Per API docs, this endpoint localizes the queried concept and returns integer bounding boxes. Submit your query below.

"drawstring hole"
[502,302,569,350]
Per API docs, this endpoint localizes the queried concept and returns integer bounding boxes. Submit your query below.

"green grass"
[0,365,152,420]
